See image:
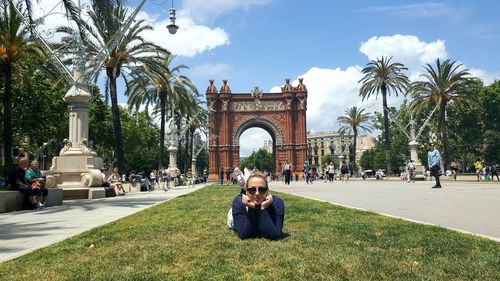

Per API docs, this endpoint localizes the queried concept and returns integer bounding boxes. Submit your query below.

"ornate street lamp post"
[14,0,179,194]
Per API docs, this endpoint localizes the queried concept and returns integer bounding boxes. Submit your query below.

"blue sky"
[35,1,500,156]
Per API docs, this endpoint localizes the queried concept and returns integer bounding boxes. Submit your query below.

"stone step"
[63,188,89,200]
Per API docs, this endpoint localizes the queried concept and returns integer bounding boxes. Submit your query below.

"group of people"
[473,159,499,181]
[101,167,127,196]
[10,158,48,210]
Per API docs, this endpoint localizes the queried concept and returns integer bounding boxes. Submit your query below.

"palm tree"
[409,58,480,170]
[127,54,198,169]
[0,2,45,177]
[359,56,409,173]
[60,2,169,174]
[337,106,372,173]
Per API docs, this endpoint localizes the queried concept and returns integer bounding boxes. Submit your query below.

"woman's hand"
[242,195,257,209]
[261,194,273,210]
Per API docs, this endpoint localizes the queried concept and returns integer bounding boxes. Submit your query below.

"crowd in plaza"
[100,164,206,196]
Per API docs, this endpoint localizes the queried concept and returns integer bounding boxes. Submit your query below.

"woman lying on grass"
[230,172,285,240]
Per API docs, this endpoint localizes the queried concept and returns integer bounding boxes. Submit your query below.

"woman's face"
[246,176,268,205]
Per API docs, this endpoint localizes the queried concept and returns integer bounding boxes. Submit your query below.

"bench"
[0,188,63,213]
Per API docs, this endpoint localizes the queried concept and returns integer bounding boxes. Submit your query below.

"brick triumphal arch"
[206,79,308,182]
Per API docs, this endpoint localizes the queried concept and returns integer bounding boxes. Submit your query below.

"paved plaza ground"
[269,177,500,242]
[0,185,207,263]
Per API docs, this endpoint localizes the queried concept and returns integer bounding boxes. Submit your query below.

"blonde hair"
[245,172,268,189]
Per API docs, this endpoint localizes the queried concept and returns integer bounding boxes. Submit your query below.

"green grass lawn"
[1,185,499,281]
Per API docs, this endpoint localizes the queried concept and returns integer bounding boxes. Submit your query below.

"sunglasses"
[246,186,268,195]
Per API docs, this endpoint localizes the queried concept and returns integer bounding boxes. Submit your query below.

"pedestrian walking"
[220,167,225,185]
[406,160,415,183]
[326,162,335,182]
[304,160,312,184]
[491,163,499,181]
[474,158,482,182]
[427,143,442,188]
[283,161,292,185]
[340,160,349,183]
[450,159,458,181]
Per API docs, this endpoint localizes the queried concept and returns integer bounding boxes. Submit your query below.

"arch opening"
[238,127,275,173]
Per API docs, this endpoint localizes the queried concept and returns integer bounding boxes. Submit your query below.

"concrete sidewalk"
[269,179,500,242]
[0,184,207,263]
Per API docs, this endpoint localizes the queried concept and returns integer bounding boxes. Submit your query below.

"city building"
[263,140,273,153]
[306,131,376,171]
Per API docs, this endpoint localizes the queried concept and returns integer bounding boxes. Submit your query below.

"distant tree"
[0,2,47,176]
[409,59,481,169]
[359,56,409,173]
[240,148,274,172]
[337,106,372,173]
[359,145,386,171]
[478,80,500,163]
[321,154,339,169]
[127,54,198,169]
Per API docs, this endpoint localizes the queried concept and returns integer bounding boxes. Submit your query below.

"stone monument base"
[44,152,104,199]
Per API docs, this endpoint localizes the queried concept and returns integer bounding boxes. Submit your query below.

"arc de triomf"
[206,78,308,182]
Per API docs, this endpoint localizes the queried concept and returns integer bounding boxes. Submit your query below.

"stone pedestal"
[44,82,103,195]
[191,158,197,177]
[168,145,177,168]
[409,140,425,181]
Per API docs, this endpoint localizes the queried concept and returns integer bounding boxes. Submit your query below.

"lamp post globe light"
[167,1,179,34]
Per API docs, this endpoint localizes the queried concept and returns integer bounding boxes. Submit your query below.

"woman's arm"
[259,196,285,240]
[232,195,258,239]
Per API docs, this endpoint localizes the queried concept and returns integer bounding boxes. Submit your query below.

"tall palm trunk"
[439,101,450,170]
[189,128,195,172]
[159,91,166,169]
[353,126,358,174]
[184,128,189,172]
[381,85,392,173]
[109,76,125,174]
[176,114,181,168]
[2,64,13,178]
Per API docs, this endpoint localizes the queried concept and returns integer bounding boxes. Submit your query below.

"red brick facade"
[206,79,308,181]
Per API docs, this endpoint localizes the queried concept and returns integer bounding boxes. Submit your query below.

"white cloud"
[359,34,448,72]
[182,0,272,24]
[137,10,230,57]
[290,66,376,133]
[469,68,497,85]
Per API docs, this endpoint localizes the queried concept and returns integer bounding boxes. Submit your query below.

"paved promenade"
[269,179,500,242]
[0,185,206,263]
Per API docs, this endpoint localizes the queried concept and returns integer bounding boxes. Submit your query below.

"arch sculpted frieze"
[231,101,285,112]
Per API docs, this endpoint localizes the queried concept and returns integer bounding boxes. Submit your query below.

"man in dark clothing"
[10,158,42,209]
[220,167,225,185]
[283,161,291,185]
[427,143,442,188]
[231,173,284,240]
